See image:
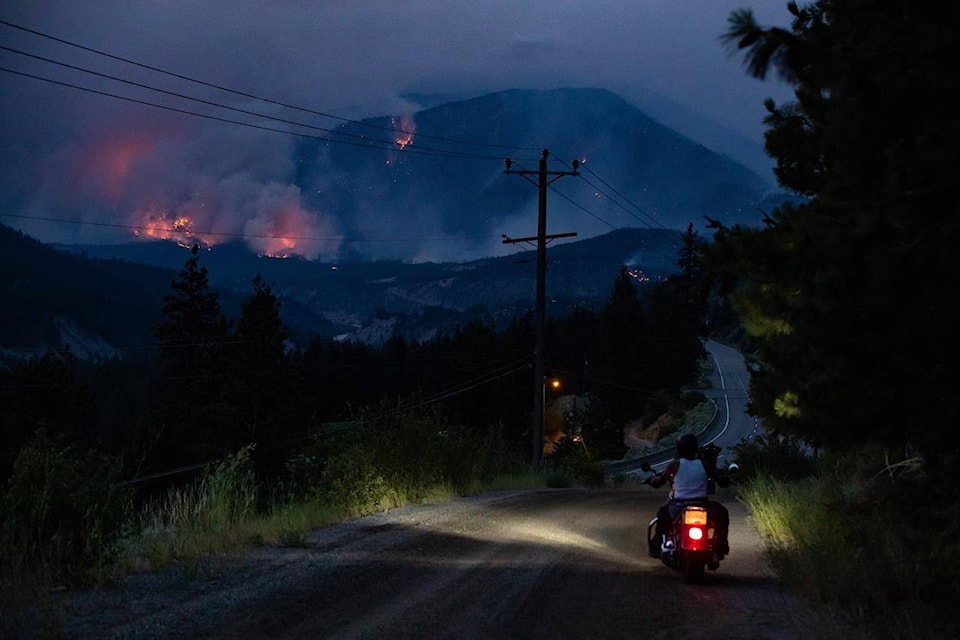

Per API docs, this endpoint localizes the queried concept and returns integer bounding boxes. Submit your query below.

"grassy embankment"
[0,412,580,607]
[736,438,960,639]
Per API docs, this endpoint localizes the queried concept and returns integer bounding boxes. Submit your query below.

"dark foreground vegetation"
[710,2,960,637]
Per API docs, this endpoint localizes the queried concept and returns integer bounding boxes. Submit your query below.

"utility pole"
[504,149,579,471]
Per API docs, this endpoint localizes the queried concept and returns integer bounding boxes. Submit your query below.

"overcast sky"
[0,1,795,258]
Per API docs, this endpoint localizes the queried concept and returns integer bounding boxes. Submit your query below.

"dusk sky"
[0,1,794,260]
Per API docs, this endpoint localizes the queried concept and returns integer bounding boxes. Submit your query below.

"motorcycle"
[641,445,737,583]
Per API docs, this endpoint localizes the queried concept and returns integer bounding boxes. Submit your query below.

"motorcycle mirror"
[640,462,652,472]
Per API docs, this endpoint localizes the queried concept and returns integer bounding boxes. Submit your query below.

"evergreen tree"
[676,223,708,318]
[230,274,303,477]
[586,267,646,457]
[0,351,95,481]
[641,224,708,388]
[154,244,230,371]
[143,244,232,468]
[707,1,960,454]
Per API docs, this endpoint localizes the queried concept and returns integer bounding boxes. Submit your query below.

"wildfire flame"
[391,115,415,150]
[133,211,211,249]
[127,184,340,260]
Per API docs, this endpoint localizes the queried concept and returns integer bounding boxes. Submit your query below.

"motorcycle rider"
[645,432,731,559]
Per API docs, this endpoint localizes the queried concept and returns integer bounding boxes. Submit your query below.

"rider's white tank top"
[673,458,708,500]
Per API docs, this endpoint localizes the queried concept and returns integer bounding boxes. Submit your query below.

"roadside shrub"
[462,421,528,487]
[0,429,131,593]
[572,459,607,487]
[742,447,960,639]
[544,469,572,488]
[318,439,390,515]
[730,433,817,481]
[544,436,606,488]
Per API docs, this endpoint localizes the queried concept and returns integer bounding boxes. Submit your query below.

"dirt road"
[7,488,814,639]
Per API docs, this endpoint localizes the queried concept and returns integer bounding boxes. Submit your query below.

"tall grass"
[125,445,260,568]
[0,430,131,603]
[739,446,960,639]
[119,410,541,576]
[2,409,589,608]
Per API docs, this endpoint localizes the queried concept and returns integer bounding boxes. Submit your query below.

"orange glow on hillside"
[244,197,339,259]
[76,134,156,202]
[257,234,298,259]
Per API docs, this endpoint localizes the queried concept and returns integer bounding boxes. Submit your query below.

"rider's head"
[676,433,699,460]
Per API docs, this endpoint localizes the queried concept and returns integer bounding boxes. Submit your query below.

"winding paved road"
[699,340,759,457]
[606,340,758,476]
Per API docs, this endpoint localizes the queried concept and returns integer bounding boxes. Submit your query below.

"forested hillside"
[56,229,676,346]
[0,224,170,356]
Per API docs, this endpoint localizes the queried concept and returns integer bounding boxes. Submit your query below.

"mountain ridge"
[3,224,683,363]
[294,87,777,262]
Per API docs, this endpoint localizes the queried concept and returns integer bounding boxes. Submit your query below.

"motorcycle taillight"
[680,507,710,551]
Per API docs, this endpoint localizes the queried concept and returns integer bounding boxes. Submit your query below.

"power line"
[378,356,532,419]
[505,159,616,231]
[502,162,679,265]
[0,19,541,154]
[114,459,218,487]
[548,185,618,231]
[547,152,676,234]
[110,354,534,484]
[0,45,404,150]
[0,44,532,161]
[579,167,674,232]
[388,363,531,416]
[0,212,502,244]
[0,66,516,161]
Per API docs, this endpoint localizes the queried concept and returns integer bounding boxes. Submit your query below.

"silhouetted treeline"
[1,233,709,491]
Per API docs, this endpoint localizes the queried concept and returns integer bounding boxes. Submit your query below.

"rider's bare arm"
[649,459,679,488]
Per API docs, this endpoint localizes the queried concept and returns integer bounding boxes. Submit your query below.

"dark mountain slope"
[0,223,169,358]
[294,88,771,260]
[36,226,681,355]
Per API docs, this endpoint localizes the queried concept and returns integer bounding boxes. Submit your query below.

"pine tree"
[154,244,230,371]
[586,267,645,457]
[146,244,233,467]
[708,1,960,454]
[230,274,303,477]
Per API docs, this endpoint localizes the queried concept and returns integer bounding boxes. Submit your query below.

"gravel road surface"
[4,487,815,639]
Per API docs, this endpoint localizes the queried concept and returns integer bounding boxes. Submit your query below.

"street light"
[538,377,561,468]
